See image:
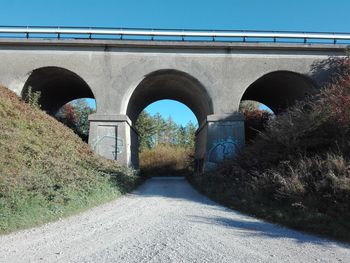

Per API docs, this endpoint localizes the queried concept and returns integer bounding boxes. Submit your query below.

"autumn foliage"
[190,54,350,242]
[55,100,94,142]
[57,104,77,129]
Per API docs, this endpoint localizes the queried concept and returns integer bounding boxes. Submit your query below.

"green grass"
[0,86,143,234]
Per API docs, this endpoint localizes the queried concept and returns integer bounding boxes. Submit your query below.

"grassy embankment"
[189,57,350,242]
[0,86,142,234]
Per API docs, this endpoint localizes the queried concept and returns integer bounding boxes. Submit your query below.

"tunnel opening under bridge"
[135,99,199,176]
[125,69,214,172]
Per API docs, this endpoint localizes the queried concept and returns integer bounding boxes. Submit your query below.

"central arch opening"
[136,100,198,176]
[126,69,213,173]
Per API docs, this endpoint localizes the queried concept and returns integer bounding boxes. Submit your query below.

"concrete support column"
[88,114,139,167]
[195,113,245,172]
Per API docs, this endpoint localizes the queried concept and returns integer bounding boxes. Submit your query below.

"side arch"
[240,71,318,114]
[22,66,95,115]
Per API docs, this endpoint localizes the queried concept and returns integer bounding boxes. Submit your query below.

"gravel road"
[1,177,349,263]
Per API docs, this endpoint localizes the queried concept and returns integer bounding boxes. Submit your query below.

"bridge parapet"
[1,26,350,45]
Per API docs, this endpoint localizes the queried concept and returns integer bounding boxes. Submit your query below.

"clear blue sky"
[1,0,349,125]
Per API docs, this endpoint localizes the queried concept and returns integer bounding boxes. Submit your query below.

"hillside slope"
[0,86,141,233]
[189,57,350,242]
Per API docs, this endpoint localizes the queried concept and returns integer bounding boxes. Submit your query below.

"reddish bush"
[56,104,77,129]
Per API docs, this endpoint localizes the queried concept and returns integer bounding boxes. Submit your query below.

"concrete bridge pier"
[88,114,138,167]
[88,112,245,171]
[195,113,245,172]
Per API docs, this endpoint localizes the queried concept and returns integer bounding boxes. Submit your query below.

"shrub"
[242,109,272,143]
[140,144,193,177]
[23,86,41,108]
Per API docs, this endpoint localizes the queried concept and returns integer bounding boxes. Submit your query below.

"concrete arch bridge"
[0,27,348,170]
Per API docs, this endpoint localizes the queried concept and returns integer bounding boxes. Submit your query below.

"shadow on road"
[190,215,350,249]
[131,177,350,248]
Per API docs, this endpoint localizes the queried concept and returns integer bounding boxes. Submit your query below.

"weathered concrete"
[88,114,138,166]
[196,113,245,171]
[0,38,347,169]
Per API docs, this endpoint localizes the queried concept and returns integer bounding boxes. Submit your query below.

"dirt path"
[0,177,349,262]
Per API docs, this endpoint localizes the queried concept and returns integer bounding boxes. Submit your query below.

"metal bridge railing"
[0,26,350,44]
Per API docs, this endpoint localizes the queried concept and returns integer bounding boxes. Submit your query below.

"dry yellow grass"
[140,144,193,176]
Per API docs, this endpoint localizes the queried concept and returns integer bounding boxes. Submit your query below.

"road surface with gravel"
[0,177,349,262]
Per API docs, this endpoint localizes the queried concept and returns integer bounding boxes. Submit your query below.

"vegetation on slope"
[0,86,141,233]
[239,100,273,143]
[189,56,350,242]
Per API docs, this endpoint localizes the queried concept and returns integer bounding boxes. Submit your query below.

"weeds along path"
[0,177,349,263]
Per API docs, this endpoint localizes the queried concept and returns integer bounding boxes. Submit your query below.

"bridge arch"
[121,69,214,168]
[22,66,95,115]
[240,71,318,114]
[126,69,213,126]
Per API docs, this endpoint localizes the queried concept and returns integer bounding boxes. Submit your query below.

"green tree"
[135,111,156,151]
[135,111,198,151]
[73,99,95,139]
[153,112,167,146]
[185,121,197,148]
[162,116,179,145]
[177,125,187,146]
